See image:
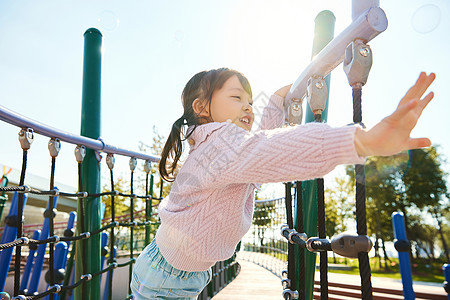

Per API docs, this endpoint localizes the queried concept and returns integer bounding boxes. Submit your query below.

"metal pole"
[392,212,415,299]
[75,27,102,300]
[297,10,335,300]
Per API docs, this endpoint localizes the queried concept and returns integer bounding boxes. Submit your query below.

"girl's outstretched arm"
[256,84,293,131]
[355,72,436,157]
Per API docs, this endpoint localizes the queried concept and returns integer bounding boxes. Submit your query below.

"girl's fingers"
[419,91,434,109]
[402,73,436,103]
[407,137,431,150]
[389,98,419,122]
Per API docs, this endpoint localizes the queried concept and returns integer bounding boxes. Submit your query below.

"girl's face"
[198,75,254,131]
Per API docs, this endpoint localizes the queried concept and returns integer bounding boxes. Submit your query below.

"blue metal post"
[20,229,41,293]
[45,242,68,300]
[28,189,59,294]
[62,212,76,269]
[0,192,27,291]
[102,246,116,300]
[100,232,109,281]
[443,264,449,300]
[392,212,415,300]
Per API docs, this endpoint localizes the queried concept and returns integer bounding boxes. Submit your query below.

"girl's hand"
[355,72,436,157]
[274,84,293,98]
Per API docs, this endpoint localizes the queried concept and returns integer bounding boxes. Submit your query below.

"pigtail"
[159,116,186,182]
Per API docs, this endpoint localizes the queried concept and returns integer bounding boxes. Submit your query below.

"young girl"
[131,68,435,299]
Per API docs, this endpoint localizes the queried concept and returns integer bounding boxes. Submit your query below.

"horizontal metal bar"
[0,105,159,162]
[255,197,285,204]
[285,6,388,104]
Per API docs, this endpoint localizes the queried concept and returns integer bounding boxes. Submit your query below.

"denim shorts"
[131,239,212,299]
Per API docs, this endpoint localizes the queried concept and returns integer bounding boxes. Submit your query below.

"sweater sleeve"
[256,94,285,131]
[189,122,365,188]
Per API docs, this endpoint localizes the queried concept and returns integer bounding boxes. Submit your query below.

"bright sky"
[0,0,449,196]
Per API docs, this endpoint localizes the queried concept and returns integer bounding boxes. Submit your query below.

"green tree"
[138,126,172,198]
[347,147,449,264]
[253,200,277,252]
[325,176,354,263]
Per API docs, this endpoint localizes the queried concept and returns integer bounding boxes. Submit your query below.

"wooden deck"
[213,259,282,299]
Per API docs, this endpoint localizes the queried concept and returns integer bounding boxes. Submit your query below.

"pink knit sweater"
[155,94,365,271]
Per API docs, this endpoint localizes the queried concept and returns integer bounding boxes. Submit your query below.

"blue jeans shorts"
[131,239,212,299]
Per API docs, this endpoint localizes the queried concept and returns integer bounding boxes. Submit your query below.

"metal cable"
[48,157,56,300]
[284,182,296,291]
[296,181,305,300]
[353,86,373,299]
[108,168,115,300]
[317,178,328,299]
[14,149,27,296]
[128,170,135,296]
[77,162,88,299]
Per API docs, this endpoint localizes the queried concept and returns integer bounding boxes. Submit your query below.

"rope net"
[0,132,163,300]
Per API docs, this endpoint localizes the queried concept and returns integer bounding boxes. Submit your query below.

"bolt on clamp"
[48,138,61,158]
[306,75,328,120]
[286,98,304,126]
[343,39,373,88]
[74,145,86,163]
[106,153,115,170]
[18,128,34,150]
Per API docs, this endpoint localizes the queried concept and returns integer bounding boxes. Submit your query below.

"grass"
[327,257,445,283]
[245,246,446,284]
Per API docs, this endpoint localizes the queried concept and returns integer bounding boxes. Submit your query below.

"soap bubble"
[98,11,120,31]
[174,30,184,42]
[0,292,10,300]
[411,4,441,34]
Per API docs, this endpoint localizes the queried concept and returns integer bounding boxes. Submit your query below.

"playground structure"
[0,0,448,299]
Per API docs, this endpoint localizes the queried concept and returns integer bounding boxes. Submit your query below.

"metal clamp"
[394,239,410,252]
[80,274,92,281]
[281,278,291,289]
[286,98,304,126]
[106,153,115,170]
[129,157,137,172]
[49,284,61,294]
[306,75,328,119]
[343,39,373,88]
[74,145,86,163]
[330,232,373,258]
[144,160,152,174]
[282,289,299,299]
[18,128,34,150]
[48,138,61,158]
[306,237,330,252]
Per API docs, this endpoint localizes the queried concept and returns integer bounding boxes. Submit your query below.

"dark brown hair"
[159,68,252,182]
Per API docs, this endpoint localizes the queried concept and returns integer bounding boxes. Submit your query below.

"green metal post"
[145,174,154,245]
[75,28,102,300]
[0,176,8,221]
[294,10,335,300]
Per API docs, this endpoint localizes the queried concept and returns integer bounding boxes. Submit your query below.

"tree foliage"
[344,147,449,261]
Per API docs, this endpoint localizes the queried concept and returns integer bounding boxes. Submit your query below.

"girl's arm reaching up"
[354,72,435,157]
[256,84,293,131]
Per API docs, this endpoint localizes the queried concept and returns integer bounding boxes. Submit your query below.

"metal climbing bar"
[284,0,387,105]
[0,105,159,163]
